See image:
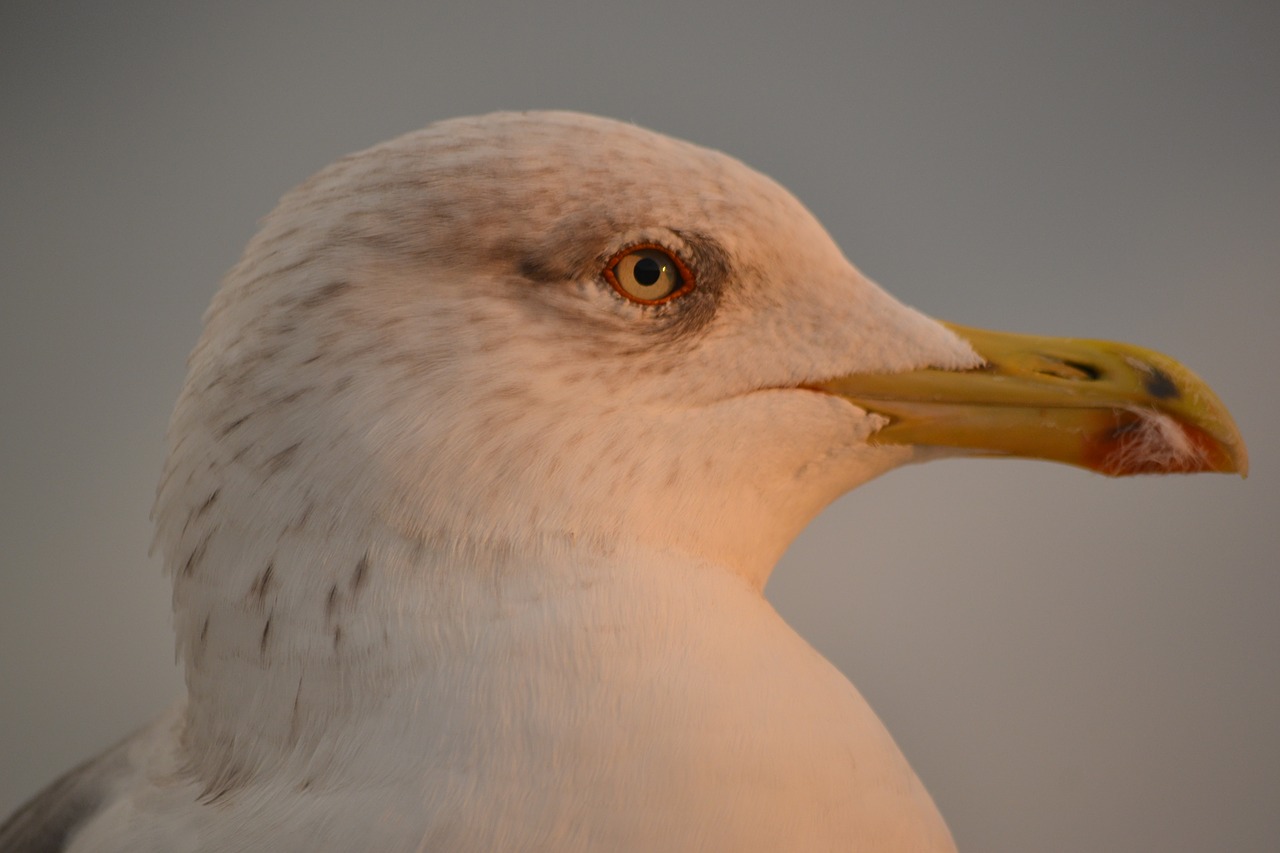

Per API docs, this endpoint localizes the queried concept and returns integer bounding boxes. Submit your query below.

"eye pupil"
[633,257,663,286]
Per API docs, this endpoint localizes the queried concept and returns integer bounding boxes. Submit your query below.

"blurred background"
[2,3,1276,850]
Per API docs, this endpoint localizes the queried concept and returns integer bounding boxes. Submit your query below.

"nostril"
[1034,357,1101,381]
[1062,359,1102,380]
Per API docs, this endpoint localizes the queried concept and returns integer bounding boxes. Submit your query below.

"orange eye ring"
[603,243,696,305]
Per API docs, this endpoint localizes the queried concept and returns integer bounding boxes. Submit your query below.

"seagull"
[1,111,1247,852]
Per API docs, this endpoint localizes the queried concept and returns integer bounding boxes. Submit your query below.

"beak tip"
[1232,446,1250,479]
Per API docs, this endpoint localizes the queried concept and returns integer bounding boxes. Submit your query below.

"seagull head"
[156,111,1245,602]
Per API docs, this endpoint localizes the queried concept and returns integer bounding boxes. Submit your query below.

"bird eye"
[604,245,693,304]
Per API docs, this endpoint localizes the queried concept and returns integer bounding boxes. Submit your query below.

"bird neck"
[173,522,770,799]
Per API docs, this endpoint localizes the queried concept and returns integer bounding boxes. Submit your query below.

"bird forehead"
[353,112,826,265]
[420,111,753,196]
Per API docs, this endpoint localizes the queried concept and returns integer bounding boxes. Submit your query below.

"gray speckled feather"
[0,732,139,853]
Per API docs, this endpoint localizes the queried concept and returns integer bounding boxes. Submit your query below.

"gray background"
[2,3,1277,851]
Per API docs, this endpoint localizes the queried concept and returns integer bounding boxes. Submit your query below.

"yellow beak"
[818,323,1248,477]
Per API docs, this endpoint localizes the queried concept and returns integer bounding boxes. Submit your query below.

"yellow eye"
[604,245,694,304]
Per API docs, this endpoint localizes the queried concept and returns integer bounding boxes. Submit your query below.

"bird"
[0,111,1247,852]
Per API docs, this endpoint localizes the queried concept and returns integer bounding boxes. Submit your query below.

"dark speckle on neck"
[351,553,371,593]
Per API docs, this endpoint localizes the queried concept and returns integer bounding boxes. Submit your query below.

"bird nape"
[0,111,1247,853]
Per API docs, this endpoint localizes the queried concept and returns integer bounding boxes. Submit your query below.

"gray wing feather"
[0,733,138,853]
